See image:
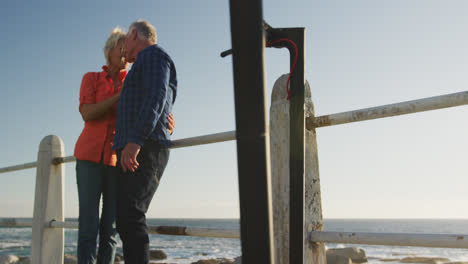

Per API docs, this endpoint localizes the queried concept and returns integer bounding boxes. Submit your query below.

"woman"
[74,27,175,264]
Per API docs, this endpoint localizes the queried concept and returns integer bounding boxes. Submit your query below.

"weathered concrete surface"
[32,135,65,264]
[270,74,325,263]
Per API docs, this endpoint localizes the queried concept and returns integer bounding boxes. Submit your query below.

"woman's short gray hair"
[128,19,157,44]
[104,27,126,65]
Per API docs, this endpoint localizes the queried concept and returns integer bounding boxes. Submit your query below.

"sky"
[1,0,468,219]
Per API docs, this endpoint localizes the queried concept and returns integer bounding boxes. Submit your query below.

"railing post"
[270,75,326,264]
[31,135,65,264]
[229,0,275,263]
[303,81,326,264]
[271,75,291,264]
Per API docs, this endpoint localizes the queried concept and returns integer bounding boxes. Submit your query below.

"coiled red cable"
[266,38,298,100]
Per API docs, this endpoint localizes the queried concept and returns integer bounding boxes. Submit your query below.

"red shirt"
[74,66,127,166]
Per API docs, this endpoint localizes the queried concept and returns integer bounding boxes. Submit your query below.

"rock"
[0,255,19,264]
[327,255,352,264]
[446,262,468,264]
[191,258,233,264]
[17,257,31,264]
[327,247,367,263]
[233,256,242,264]
[64,254,77,264]
[401,257,450,264]
[149,249,167,260]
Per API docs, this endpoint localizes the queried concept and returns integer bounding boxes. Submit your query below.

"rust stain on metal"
[307,116,331,129]
[457,236,464,240]
[353,111,367,120]
[156,226,187,236]
[52,157,64,165]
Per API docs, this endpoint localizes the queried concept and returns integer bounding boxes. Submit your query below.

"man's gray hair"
[128,20,157,44]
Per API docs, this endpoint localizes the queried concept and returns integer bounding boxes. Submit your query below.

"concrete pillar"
[270,74,326,264]
[31,135,64,264]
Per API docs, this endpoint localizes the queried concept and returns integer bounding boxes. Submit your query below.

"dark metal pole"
[228,1,275,264]
[288,28,306,264]
[265,26,306,264]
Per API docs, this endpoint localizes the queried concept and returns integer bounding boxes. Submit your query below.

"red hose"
[266,38,298,100]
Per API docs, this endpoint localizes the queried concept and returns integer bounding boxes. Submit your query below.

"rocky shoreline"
[0,247,467,264]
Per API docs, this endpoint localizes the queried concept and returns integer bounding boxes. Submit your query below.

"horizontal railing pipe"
[170,130,236,149]
[7,218,468,248]
[3,91,468,172]
[0,131,237,173]
[307,91,468,129]
[48,220,78,229]
[52,156,76,165]
[147,225,240,239]
[0,218,33,227]
[48,220,240,239]
[0,162,38,174]
[310,231,468,249]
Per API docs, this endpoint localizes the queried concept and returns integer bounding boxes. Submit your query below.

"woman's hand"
[167,113,175,135]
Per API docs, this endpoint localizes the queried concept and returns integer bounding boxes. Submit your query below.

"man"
[112,19,177,264]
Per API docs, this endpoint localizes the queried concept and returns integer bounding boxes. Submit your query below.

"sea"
[1,218,468,263]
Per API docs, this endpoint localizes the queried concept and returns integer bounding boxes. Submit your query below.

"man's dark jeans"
[116,140,169,264]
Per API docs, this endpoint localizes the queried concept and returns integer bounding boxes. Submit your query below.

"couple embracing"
[74,19,177,264]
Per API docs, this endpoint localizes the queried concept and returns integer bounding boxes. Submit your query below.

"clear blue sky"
[1,0,468,219]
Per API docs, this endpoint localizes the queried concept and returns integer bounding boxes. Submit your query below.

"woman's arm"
[80,91,121,122]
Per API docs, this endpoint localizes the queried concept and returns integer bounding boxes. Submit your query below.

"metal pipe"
[3,91,468,174]
[170,130,236,149]
[308,91,468,129]
[310,231,468,249]
[49,221,240,239]
[0,131,237,173]
[148,226,240,239]
[229,0,275,263]
[48,220,77,229]
[286,28,306,264]
[8,219,468,249]
[0,218,33,227]
[0,162,38,174]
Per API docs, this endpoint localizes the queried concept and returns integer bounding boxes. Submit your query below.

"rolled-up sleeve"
[78,72,96,112]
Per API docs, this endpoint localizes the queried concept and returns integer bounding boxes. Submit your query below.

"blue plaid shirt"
[113,45,177,149]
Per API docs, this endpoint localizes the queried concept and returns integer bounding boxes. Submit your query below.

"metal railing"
[0,130,237,174]
[307,90,468,129]
[5,91,468,173]
[3,218,468,249]
[2,90,468,261]
[310,231,468,249]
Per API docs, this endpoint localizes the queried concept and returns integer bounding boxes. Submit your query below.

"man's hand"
[120,142,141,173]
[167,113,175,135]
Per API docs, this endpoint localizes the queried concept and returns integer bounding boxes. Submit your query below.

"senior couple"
[74,20,177,264]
